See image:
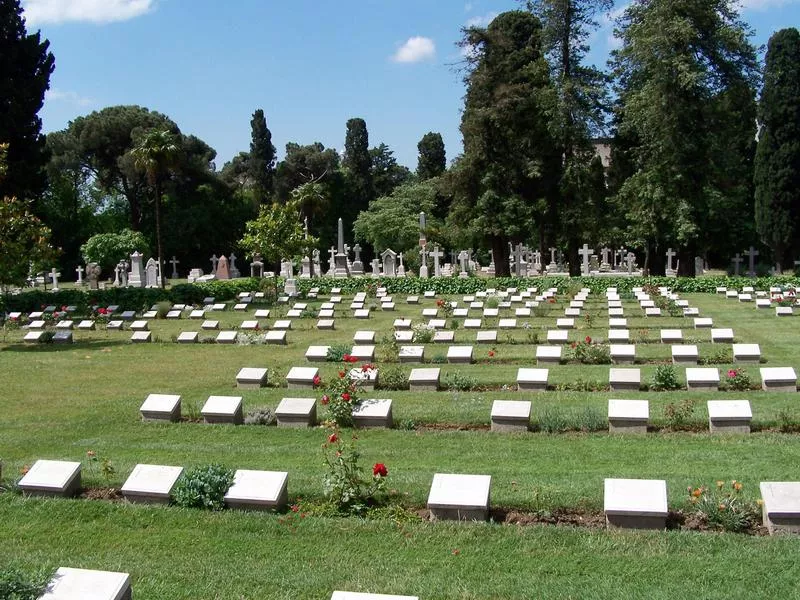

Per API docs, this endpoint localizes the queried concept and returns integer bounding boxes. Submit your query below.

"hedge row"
[3,275,798,314]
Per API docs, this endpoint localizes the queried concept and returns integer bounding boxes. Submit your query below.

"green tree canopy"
[80,229,149,274]
[754,28,800,272]
[370,143,412,198]
[239,198,317,271]
[416,132,446,180]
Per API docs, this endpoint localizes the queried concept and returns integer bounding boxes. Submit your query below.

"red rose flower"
[373,463,388,477]
[342,392,351,402]
[328,433,338,443]
[727,369,737,378]
[585,336,592,344]
[338,371,345,378]
[342,354,351,362]
[313,375,321,386]
[361,363,374,372]
[570,342,577,349]
[488,350,495,357]
[349,356,358,363]
[321,394,330,405]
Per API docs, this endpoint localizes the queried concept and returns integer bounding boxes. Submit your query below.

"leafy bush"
[375,366,409,391]
[444,371,478,391]
[663,398,697,428]
[686,480,760,532]
[80,229,149,273]
[412,323,434,343]
[155,301,172,319]
[326,344,352,362]
[171,464,235,511]
[723,368,753,391]
[704,347,733,365]
[320,369,361,427]
[568,336,611,364]
[322,428,389,515]
[484,295,500,309]
[244,408,276,426]
[0,566,52,600]
[651,365,682,391]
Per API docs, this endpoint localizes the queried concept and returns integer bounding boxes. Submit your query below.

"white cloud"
[22,0,155,26]
[736,0,800,9]
[465,12,497,27]
[45,88,94,108]
[391,36,436,63]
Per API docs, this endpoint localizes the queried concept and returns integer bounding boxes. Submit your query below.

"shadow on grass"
[0,339,132,353]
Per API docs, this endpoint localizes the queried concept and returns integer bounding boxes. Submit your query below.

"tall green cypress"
[0,0,55,201]
[248,108,276,203]
[754,28,800,273]
[342,117,373,224]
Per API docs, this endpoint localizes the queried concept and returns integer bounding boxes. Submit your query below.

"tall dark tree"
[451,11,560,276]
[0,0,55,201]
[370,143,412,198]
[416,132,446,180]
[754,28,800,273]
[342,118,373,225]
[611,0,759,274]
[522,0,612,272]
[248,108,277,203]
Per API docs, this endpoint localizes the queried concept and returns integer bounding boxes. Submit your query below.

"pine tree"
[754,28,800,273]
[248,108,276,203]
[0,0,55,201]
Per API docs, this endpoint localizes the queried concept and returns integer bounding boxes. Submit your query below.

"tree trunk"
[493,236,510,277]
[155,178,165,289]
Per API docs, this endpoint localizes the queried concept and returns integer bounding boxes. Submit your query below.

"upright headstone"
[327,247,336,277]
[419,246,429,279]
[600,247,612,272]
[216,255,230,280]
[75,265,84,285]
[145,258,159,288]
[731,254,743,276]
[430,245,443,277]
[170,256,180,279]
[209,254,219,276]
[49,268,60,291]
[665,248,677,277]
[398,253,406,277]
[119,260,128,287]
[300,255,312,278]
[85,263,101,290]
[381,249,397,277]
[129,252,145,288]
[745,246,759,277]
[694,256,704,276]
[351,244,364,275]
[312,249,321,276]
[546,247,558,273]
[229,253,241,278]
[370,258,381,277]
[531,250,542,275]
[513,244,526,277]
[250,253,264,278]
[625,252,636,275]
[458,250,469,278]
[113,263,121,287]
[579,244,594,276]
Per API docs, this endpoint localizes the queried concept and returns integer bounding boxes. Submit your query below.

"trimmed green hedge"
[3,275,797,314]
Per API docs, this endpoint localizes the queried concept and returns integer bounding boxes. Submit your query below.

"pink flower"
[313,375,321,386]
[342,392,351,402]
[727,369,737,378]
[321,395,330,405]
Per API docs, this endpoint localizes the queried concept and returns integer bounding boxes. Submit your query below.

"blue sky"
[25,0,800,170]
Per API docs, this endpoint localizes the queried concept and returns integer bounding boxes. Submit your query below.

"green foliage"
[416,131,446,180]
[249,108,277,202]
[444,371,478,391]
[651,365,681,392]
[326,344,352,362]
[568,337,611,364]
[239,199,316,267]
[370,143,412,199]
[374,366,409,391]
[663,398,697,428]
[80,229,149,274]
[754,28,800,271]
[171,464,235,511]
[244,408,276,426]
[0,565,52,600]
[0,0,55,202]
[322,428,388,514]
[536,405,606,433]
[723,368,753,392]
[686,480,760,533]
[321,368,360,428]
[0,194,56,290]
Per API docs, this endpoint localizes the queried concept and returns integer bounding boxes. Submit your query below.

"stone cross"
[458,250,469,275]
[75,265,83,285]
[625,252,636,274]
[113,263,121,287]
[579,244,594,276]
[430,245,443,277]
[745,246,759,277]
[119,261,128,287]
[169,256,180,279]
[50,268,60,291]
[370,258,381,277]
[513,244,525,276]
[419,246,429,278]
[209,254,219,275]
[229,252,240,278]
[731,254,743,276]
[665,248,676,273]
[548,247,557,264]
[600,247,611,266]
[398,252,406,277]
[328,247,337,276]
[353,244,362,263]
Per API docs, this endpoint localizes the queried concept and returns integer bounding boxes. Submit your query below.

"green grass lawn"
[2,289,799,599]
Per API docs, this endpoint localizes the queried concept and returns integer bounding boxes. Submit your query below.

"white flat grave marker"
[39,567,131,600]
[517,368,548,391]
[224,469,288,510]
[201,320,219,330]
[140,393,181,421]
[711,328,734,343]
[608,329,629,342]
[732,343,760,364]
[686,367,719,391]
[476,330,497,343]
[275,397,316,427]
[317,319,335,330]
[760,482,800,535]
[286,366,319,389]
[353,330,376,343]
[536,345,562,364]
[216,331,238,344]
[776,306,794,317]
[24,331,46,343]
[760,367,797,392]
[201,395,243,425]
[433,331,455,343]
[240,320,259,330]
[352,398,393,428]
[237,367,268,389]
[556,318,574,329]
[609,368,640,391]
[272,319,292,330]
[399,345,424,363]
[661,329,682,343]
[645,307,662,317]
[610,344,636,364]
[354,309,370,319]
[707,400,751,434]
[463,319,482,329]
[190,309,205,319]
[177,331,198,344]
[121,464,183,504]
[608,399,649,434]
[604,478,667,530]
[350,345,375,361]
[18,459,81,497]
[447,345,473,364]
[394,331,414,342]
[130,320,148,331]
[265,330,287,345]
[490,400,530,432]
[409,368,440,391]
[672,345,698,365]
[546,330,569,344]
[130,331,151,343]
[305,346,330,362]
[428,319,446,329]
[427,473,491,521]
[694,317,713,328]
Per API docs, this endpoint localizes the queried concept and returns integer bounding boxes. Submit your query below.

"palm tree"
[131,130,180,289]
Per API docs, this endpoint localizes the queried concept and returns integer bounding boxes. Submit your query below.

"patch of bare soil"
[81,487,122,501]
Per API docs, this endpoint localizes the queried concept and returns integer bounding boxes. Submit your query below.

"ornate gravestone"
[419,246,429,279]
[665,248,677,277]
[370,258,381,277]
[86,263,101,290]
[351,244,364,275]
[75,265,84,286]
[458,250,470,278]
[229,253,240,278]
[381,249,397,277]
[430,245,443,278]
[145,258,159,288]
[129,252,145,288]
[250,253,264,278]
[216,255,230,280]
[170,256,180,279]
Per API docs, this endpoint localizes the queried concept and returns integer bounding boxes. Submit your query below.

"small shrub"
[485,295,500,309]
[320,369,361,427]
[0,566,53,600]
[322,428,389,515]
[377,336,399,363]
[244,408,276,426]
[412,323,434,343]
[663,398,697,428]
[444,371,478,391]
[429,353,447,364]
[568,337,611,364]
[375,366,409,391]
[171,464,235,511]
[326,344,352,362]
[777,409,800,433]
[723,368,752,391]
[651,365,681,391]
[704,347,732,365]
[396,418,416,430]
[687,480,760,533]
[155,301,172,319]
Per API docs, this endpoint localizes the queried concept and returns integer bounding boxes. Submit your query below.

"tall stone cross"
[579,244,594,276]
[665,248,676,272]
[328,246,337,269]
[430,245,443,277]
[600,247,611,266]
[419,245,429,278]
[548,247,557,265]
[458,250,469,274]
[169,256,180,279]
[50,268,60,291]
[209,254,219,275]
[75,265,84,285]
[513,244,525,276]
[745,246,759,277]
[731,254,743,276]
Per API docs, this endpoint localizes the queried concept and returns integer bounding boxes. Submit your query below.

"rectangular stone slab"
[686,368,720,391]
[517,368,548,391]
[760,367,797,391]
[491,400,531,432]
[40,567,131,600]
[201,395,243,424]
[236,367,268,389]
[707,400,751,434]
[275,397,317,427]
[352,398,393,428]
[140,393,181,421]
[536,346,562,364]
[427,473,491,521]
[672,345,699,364]
[18,460,81,497]
[216,331,238,343]
[224,469,288,510]
[609,368,641,391]
[732,344,760,363]
[286,366,319,389]
[604,478,667,529]
[610,344,636,364]
[760,481,800,534]
[305,346,330,362]
[447,346,474,364]
[399,345,425,363]
[121,464,183,504]
[608,399,649,434]
[408,368,440,391]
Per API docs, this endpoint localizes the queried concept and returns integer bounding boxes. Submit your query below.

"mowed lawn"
[1,290,799,599]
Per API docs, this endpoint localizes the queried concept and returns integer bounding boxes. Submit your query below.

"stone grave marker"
[427,473,491,521]
[608,400,649,434]
[536,345,562,364]
[39,567,131,600]
[609,368,640,391]
[236,367,268,389]
[18,459,81,497]
[760,482,800,535]
[516,368,548,391]
[216,331,238,344]
[201,395,243,425]
[202,320,220,330]
[732,344,760,363]
[275,397,317,427]
[130,331,152,343]
[408,368,440,391]
[672,345,698,365]
[139,393,181,421]
[604,478,667,530]
[286,366,319,389]
[352,398,393,428]
[707,400,751,434]
[760,367,797,392]
[686,367,719,391]
[305,346,330,362]
[121,464,183,504]
[399,346,424,362]
[446,345,474,364]
[224,470,288,510]
[331,593,418,600]
[490,400,530,432]
[610,344,636,364]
